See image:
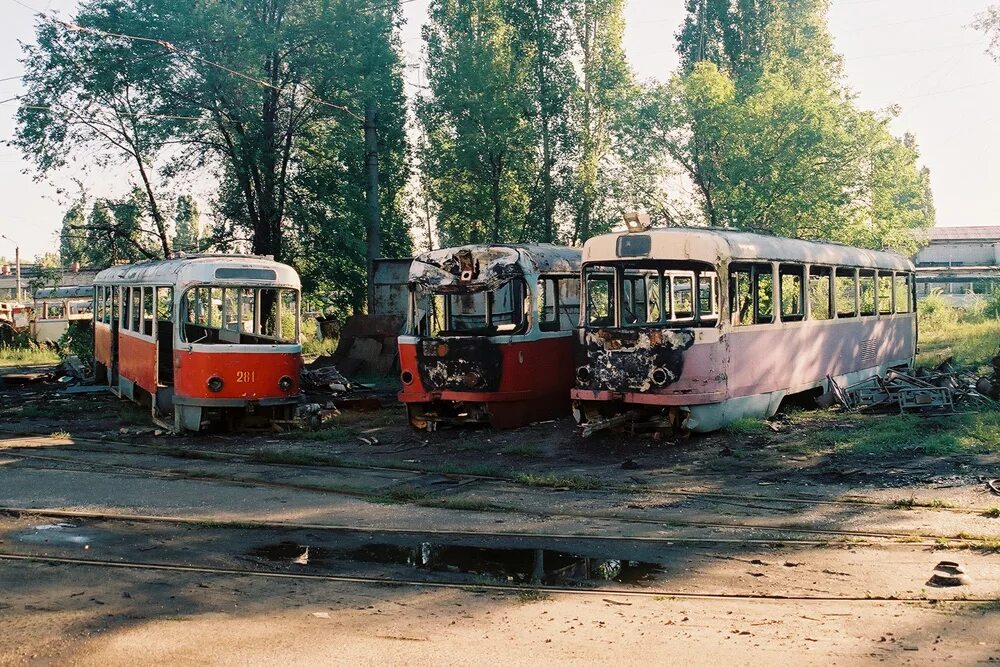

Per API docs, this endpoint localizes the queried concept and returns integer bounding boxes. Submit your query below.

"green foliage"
[172,195,201,254]
[59,201,87,266]
[56,322,94,367]
[648,0,934,252]
[0,345,60,367]
[806,412,1000,457]
[724,417,769,437]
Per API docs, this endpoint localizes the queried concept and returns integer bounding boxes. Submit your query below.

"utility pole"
[364,102,381,313]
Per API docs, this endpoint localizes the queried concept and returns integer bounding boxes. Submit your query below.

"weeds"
[500,443,543,458]
[249,449,342,466]
[723,418,769,437]
[982,507,1000,519]
[513,473,601,491]
[0,346,59,367]
[278,428,353,443]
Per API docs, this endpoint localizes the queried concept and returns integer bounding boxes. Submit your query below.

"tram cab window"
[537,277,581,332]
[621,270,653,325]
[836,269,857,317]
[130,287,142,332]
[698,275,717,323]
[672,276,693,319]
[586,269,616,327]
[489,279,527,332]
[859,270,876,317]
[181,286,299,345]
[779,265,805,322]
[809,267,833,320]
[878,272,894,315]
[894,274,911,313]
[156,288,173,320]
[95,288,103,323]
[120,287,130,329]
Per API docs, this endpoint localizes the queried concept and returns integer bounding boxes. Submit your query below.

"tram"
[571,226,917,433]
[32,285,94,345]
[398,244,582,429]
[93,255,303,432]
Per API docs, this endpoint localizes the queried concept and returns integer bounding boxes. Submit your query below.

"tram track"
[1,450,996,547]
[0,428,995,518]
[0,551,996,603]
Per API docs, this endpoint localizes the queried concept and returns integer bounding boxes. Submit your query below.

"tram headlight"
[461,372,481,388]
[400,370,414,385]
[278,375,294,392]
[207,376,224,393]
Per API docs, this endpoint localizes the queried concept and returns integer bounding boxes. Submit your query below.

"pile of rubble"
[825,356,1000,415]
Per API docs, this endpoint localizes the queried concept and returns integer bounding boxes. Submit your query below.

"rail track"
[0,428,994,517]
[1,449,995,548]
[1,551,996,603]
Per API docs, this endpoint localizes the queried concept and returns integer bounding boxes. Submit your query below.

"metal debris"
[926,561,971,587]
[825,364,998,415]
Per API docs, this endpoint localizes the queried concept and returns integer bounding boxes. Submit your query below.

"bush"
[56,322,94,367]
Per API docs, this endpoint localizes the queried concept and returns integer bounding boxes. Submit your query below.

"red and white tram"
[93,255,303,432]
[398,244,582,429]
[571,228,917,433]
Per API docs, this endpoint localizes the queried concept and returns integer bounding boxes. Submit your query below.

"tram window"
[280,289,298,341]
[47,302,65,319]
[729,265,753,326]
[490,279,526,332]
[222,288,240,331]
[156,287,173,321]
[698,275,716,320]
[779,265,805,322]
[537,278,558,330]
[859,270,876,317]
[808,267,832,320]
[835,269,857,318]
[143,286,154,336]
[647,273,662,322]
[673,277,693,319]
[586,272,615,327]
[621,271,651,325]
[894,274,910,313]
[878,272,893,315]
[121,286,130,328]
[112,287,120,326]
[239,288,256,333]
[129,287,140,331]
[209,288,223,328]
[94,288,102,322]
[756,268,774,325]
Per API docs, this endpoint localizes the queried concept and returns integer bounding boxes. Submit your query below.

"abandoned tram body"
[93,255,303,432]
[398,244,582,429]
[572,228,917,433]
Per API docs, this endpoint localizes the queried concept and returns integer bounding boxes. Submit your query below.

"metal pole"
[14,245,21,303]
[364,102,381,313]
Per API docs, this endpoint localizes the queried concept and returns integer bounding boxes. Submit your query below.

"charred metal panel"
[417,337,503,392]
[577,328,695,393]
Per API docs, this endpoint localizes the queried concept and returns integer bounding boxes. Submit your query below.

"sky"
[1,0,998,260]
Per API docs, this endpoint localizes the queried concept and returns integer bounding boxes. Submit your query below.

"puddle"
[14,523,96,547]
[250,540,663,585]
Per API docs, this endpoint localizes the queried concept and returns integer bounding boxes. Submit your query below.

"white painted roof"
[411,244,582,290]
[93,255,301,290]
[584,228,914,272]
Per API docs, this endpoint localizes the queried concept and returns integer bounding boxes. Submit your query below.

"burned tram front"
[398,244,581,430]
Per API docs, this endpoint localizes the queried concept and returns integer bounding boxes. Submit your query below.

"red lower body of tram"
[398,335,575,429]
[95,321,301,432]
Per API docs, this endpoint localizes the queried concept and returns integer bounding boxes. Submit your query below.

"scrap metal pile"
[825,355,1000,415]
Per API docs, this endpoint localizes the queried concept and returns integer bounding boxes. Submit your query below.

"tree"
[418,0,537,246]
[59,201,87,266]
[16,0,412,315]
[15,11,172,257]
[172,195,200,253]
[645,0,934,251]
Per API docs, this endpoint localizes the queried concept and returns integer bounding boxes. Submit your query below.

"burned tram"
[398,244,582,429]
[571,227,916,433]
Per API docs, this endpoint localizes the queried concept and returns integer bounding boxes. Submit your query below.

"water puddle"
[250,540,663,585]
[14,523,96,547]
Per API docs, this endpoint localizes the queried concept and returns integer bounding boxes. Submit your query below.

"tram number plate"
[236,371,256,383]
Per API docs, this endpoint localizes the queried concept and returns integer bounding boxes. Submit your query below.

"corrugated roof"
[926,226,1000,241]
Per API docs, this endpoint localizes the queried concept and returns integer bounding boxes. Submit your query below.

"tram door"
[110,286,120,389]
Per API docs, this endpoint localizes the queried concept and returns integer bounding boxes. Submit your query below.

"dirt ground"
[1,364,999,665]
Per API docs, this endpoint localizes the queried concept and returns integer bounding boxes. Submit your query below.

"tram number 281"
[236,371,257,383]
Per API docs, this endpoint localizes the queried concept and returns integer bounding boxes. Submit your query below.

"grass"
[500,443,543,458]
[801,411,1000,457]
[723,418,770,437]
[916,293,1000,368]
[278,427,354,443]
[513,473,602,491]
[0,346,59,367]
[982,507,1000,519]
[248,449,343,466]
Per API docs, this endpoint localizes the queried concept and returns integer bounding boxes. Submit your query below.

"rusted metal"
[577,328,695,393]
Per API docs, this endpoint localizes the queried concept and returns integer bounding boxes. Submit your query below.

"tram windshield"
[180,286,299,345]
[583,261,720,329]
[411,278,529,337]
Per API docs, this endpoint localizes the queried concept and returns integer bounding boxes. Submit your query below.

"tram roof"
[35,285,94,299]
[93,254,301,289]
[411,244,581,291]
[583,228,914,272]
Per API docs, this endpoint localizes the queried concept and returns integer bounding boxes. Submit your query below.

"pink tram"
[398,244,582,429]
[571,228,917,433]
[93,255,303,432]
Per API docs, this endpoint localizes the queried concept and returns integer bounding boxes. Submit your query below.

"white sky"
[1,0,998,259]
